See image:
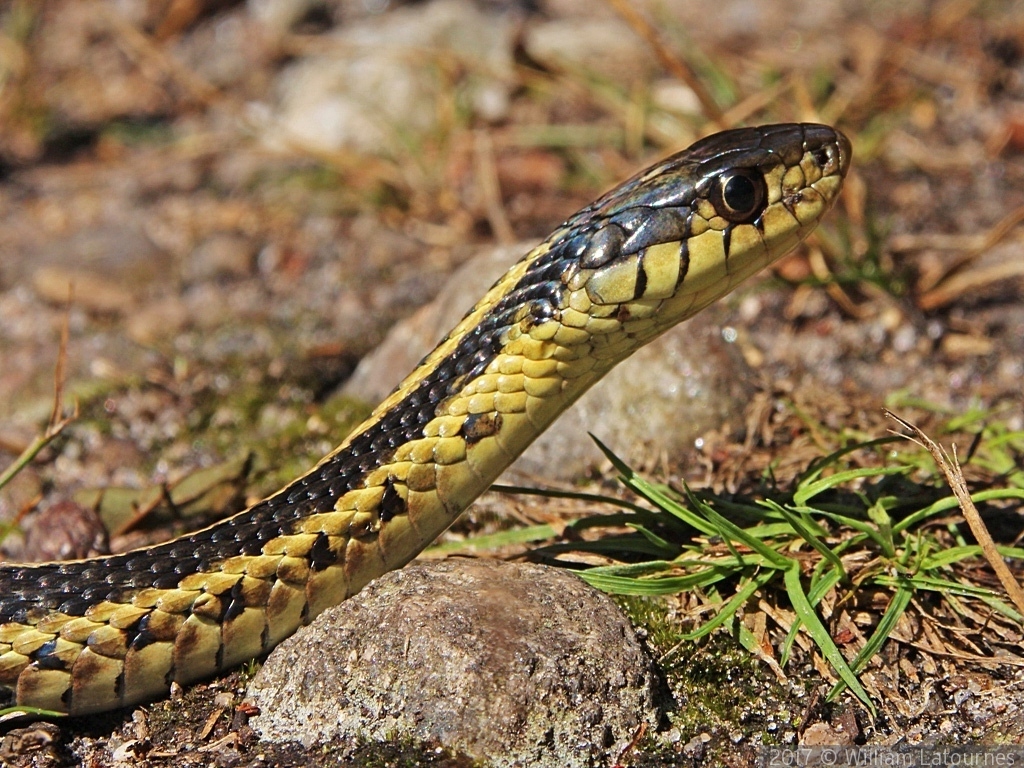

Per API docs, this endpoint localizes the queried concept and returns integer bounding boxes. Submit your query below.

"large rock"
[261,0,515,155]
[247,559,663,767]
[523,17,659,85]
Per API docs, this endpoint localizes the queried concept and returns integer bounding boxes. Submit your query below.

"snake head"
[553,123,851,340]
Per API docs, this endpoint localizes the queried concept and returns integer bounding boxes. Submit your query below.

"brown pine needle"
[0,297,78,496]
[612,722,646,768]
[884,409,1024,620]
[916,203,1024,309]
[473,129,514,245]
[604,0,725,128]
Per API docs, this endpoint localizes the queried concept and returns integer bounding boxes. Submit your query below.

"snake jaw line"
[0,123,850,715]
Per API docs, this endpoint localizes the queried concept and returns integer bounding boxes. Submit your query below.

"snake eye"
[710,169,766,224]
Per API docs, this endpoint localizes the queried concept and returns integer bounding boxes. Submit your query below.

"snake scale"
[0,123,850,716]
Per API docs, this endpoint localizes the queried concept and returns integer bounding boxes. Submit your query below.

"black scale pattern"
[0,231,589,626]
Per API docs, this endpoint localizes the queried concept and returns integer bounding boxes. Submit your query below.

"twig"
[611,722,646,768]
[919,260,1024,312]
[884,409,1024,619]
[97,3,221,107]
[49,290,72,432]
[0,300,78,493]
[473,129,514,245]
[603,0,725,128]
[917,203,1024,308]
[806,244,874,320]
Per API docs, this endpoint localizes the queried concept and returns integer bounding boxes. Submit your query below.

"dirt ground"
[1,0,1023,766]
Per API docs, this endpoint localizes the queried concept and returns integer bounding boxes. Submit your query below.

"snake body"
[0,124,850,716]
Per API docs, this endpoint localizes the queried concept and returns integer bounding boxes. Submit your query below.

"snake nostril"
[812,145,839,175]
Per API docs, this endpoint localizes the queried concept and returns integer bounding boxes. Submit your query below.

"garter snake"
[0,123,850,716]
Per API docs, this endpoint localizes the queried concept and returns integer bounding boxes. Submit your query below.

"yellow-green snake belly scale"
[0,123,851,716]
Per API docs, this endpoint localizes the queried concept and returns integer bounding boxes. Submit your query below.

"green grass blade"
[783,565,875,713]
[873,573,998,599]
[578,568,729,595]
[758,499,829,537]
[491,483,658,517]
[832,577,913,700]
[866,499,896,559]
[780,563,846,667]
[763,500,847,579]
[576,560,678,578]
[533,535,684,559]
[892,488,1024,534]
[683,486,791,569]
[975,593,1024,623]
[920,544,1024,571]
[862,579,913,672]
[981,429,1024,449]
[806,562,847,607]
[567,510,673,531]
[794,464,909,507]
[591,435,719,536]
[627,523,682,558]
[682,569,777,640]
[796,436,901,487]
[811,509,891,551]
[0,705,66,722]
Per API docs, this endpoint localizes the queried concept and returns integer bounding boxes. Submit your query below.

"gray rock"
[182,233,258,283]
[342,242,757,480]
[23,222,169,287]
[247,559,662,767]
[262,0,514,155]
[523,17,659,84]
[174,13,273,90]
[248,0,324,33]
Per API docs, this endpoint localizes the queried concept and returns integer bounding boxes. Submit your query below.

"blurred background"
[0,0,1023,759]
[1,0,1021,485]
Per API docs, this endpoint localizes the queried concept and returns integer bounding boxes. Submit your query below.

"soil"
[1,1,1023,766]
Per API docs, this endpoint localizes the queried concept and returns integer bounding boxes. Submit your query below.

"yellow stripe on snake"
[0,124,850,716]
